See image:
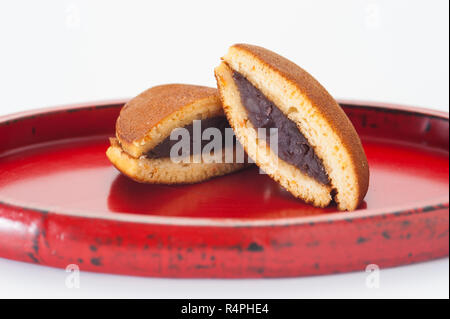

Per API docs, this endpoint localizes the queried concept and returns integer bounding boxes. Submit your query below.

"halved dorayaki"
[214,44,369,211]
[106,84,248,184]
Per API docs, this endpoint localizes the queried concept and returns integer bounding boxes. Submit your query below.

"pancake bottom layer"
[107,139,248,184]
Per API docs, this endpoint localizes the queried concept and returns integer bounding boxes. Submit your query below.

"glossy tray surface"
[0,101,448,277]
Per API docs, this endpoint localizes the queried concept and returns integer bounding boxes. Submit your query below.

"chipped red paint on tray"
[0,100,448,278]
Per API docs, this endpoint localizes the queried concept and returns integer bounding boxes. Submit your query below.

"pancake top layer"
[227,44,361,154]
[116,84,223,158]
[117,84,219,144]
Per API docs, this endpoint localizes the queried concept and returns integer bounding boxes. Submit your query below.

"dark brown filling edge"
[145,117,230,158]
[232,71,330,185]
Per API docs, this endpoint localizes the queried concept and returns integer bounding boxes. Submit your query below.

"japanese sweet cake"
[214,44,369,210]
[106,84,248,184]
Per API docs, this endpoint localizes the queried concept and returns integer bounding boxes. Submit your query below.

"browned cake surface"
[117,84,218,144]
[229,44,369,207]
[109,84,247,184]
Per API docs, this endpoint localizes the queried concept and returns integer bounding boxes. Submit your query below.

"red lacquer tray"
[0,100,448,278]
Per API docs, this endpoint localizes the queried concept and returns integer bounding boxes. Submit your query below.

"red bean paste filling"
[145,117,230,158]
[232,71,330,185]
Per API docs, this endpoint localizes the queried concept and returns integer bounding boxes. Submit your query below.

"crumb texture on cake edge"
[107,138,249,184]
[215,63,332,208]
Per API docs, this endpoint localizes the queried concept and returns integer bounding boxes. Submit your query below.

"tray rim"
[1,99,448,228]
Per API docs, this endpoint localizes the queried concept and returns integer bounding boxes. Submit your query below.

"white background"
[0,0,448,298]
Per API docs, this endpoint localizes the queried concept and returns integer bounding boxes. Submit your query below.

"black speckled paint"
[27,252,39,263]
[90,257,102,266]
[423,206,436,212]
[402,220,411,227]
[247,242,264,252]
[32,230,39,254]
[356,237,369,244]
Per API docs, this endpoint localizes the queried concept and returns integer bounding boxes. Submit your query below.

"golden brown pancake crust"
[229,44,369,207]
[109,84,248,184]
[116,84,218,144]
